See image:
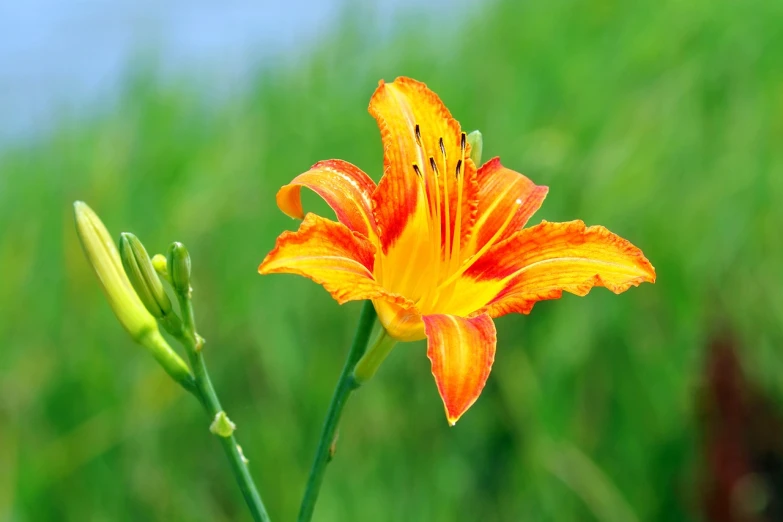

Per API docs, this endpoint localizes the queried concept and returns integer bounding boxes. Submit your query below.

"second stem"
[177,293,271,522]
[297,300,377,522]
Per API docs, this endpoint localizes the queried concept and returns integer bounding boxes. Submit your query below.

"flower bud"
[168,242,192,296]
[467,130,483,167]
[151,254,170,281]
[74,202,158,341]
[119,233,172,319]
[74,202,194,390]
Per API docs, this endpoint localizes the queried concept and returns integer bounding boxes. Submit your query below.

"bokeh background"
[2,0,783,520]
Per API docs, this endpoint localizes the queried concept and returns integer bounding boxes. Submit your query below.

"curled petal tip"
[275,184,305,220]
[276,160,377,239]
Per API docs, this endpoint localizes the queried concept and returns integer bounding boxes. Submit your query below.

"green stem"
[297,301,377,522]
[176,293,271,522]
[353,329,397,385]
[141,329,198,396]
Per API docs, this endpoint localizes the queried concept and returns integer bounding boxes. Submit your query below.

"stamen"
[396,162,436,301]
[430,156,443,287]
[413,162,433,218]
[436,135,453,260]
[412,130,440,305]
[430,154,445,269]
[437,198,522,291]
[449,133,467,274]
[404,126,442,304]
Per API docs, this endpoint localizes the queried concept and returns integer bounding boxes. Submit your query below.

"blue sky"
[0,0,471,144]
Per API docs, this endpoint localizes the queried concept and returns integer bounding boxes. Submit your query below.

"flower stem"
[297,300,377,522]
[175,292,271,522]
[140,328,198,395]
[353,329,397,385]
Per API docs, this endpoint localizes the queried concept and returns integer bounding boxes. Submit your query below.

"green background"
[3,0,783,520]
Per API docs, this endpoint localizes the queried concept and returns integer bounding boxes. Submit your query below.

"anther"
[413,164,422,178]
[429,157,439,176]
[439,137,446,158]
[460,132,466,152]
[415,124,422,146]
[455,159,462,178]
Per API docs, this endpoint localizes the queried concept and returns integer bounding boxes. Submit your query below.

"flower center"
[408,127,465,311]
[374,124,521,318]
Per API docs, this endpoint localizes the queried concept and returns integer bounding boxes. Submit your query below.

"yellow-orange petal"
[423,313,496,425]
[373,298,425,342]
[368,77,478,254]
[464,220,656,317]
[259,213,409,306]
[275,159,378,241]
[469,157,549,254]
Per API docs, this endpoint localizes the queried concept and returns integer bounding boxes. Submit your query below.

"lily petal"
[423,313,496,425]
[464,220,656,317]
[369,77,478,254]
[469,157,549,254]
[276,159,378,241]
[259,213,409,306]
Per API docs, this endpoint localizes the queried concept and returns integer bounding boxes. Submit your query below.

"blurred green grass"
[2,0,783,520]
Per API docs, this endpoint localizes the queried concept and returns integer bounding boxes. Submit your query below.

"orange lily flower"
[259,77,655,425]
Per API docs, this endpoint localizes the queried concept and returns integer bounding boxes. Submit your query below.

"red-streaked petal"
[464,220,656,317]
[368,77,478,254]
[276,159,378,240]
[423,313,497,425]
[259,213,410,306]
[469,157,549,253]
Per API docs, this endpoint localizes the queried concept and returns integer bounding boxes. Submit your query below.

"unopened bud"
[151,254,170,282]
[74,202,158,341]
[168,242,192,296]
[120,233,172,319]
[74,202,194,391]
[467,130,483,167]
